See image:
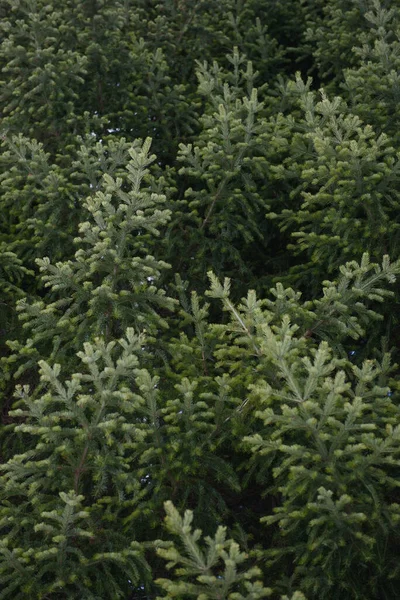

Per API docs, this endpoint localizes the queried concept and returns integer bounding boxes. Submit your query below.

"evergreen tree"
[1,1,400,599]
[155,501,305,600]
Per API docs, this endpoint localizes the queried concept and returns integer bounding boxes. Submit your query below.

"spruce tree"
[1,1,400,599]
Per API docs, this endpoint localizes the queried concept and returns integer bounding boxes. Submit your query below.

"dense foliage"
[1,1,400,598]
